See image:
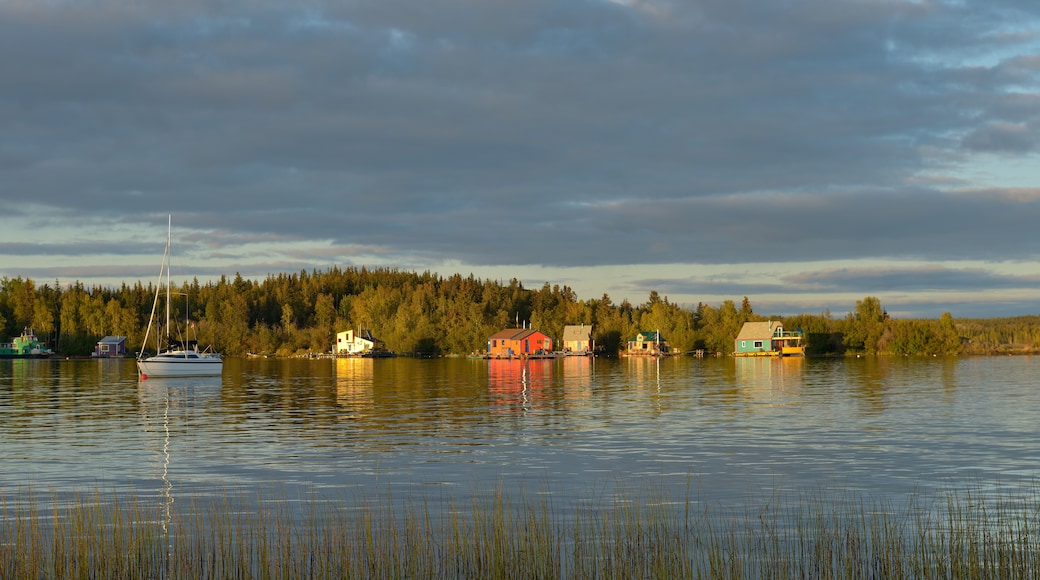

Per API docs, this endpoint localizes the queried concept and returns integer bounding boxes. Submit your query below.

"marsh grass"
[2,482,1039,579]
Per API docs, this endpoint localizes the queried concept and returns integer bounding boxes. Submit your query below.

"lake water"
[2,355,1039,517]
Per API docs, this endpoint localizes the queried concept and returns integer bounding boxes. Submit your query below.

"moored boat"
[137,216,223,378]
[0,327,54,359]
[137,348,223,377]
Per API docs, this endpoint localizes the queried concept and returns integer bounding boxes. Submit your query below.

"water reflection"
[623,356,661,391]
[137,376,222,487]
[734,357,804,403]
[6,358,51,386]
[335,357,374,415]
[137,382,163,527]
[3,356,1040,517]
[488,359,553,413]
[559,356,594,407]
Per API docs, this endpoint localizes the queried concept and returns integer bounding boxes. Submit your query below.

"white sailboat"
[137,216,223,378]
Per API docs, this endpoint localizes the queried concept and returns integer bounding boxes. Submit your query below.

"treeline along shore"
[1,267,1037,357]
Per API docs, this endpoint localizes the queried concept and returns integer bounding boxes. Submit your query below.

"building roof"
[562,325,593,341]
[735,321,783,340]
[490,328,547,341]
[338,329,384,344]
[97,336,127,344]
[631,331,665,342]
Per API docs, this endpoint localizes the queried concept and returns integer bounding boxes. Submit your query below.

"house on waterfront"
[734,321,804,357]
[335,329,390,356]
[626,331,670,356]
[487,327,553,358]
[562,324,594,354]
[92,336,127,358]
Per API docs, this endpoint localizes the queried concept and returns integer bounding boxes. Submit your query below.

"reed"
[1,482,1038,579]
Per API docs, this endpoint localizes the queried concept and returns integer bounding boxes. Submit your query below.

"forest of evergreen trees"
[2,268,1038,357]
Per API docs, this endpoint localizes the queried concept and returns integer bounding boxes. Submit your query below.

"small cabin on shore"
[93,336,127,358]
[562,324,594,354]
[626,331,669,356]
[487,328,553,358]
[336,329,389,356]
[734,321,804,357]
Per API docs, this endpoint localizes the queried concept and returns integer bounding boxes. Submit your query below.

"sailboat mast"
[138,215,172,360]
[165,215,171,346]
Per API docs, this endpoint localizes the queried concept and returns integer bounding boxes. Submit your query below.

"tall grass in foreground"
[2,483,1039,579]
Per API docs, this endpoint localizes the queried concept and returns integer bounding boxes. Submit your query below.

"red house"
[487,328,553,358]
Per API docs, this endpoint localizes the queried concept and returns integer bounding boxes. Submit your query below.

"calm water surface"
[1,355,1038,513]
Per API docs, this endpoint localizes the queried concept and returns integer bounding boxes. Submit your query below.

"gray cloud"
[633,265,1040,298]
[2,0,1040,316]
[963,123,1037,153]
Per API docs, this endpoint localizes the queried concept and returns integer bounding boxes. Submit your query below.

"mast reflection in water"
[1,356,1039,518]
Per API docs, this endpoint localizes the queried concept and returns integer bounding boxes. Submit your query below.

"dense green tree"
[783,311,842,355]
[0,270,1034,358]
[33,297,56,336]
[637,294,696,353]
[2,277,35,331]
[938,312,962,355]
[281,303,296,334]
[217,292,251,354]
[844,296,887,354]
[886,319,931,355]
[313,293,337,338]
[740,296,753,320]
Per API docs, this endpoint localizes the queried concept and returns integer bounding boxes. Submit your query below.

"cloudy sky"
[2,0,1040,318]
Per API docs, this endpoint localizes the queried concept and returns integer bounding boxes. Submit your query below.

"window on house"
[754,341,763,349]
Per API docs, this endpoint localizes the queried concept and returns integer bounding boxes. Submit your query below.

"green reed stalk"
[2,481,1040,578]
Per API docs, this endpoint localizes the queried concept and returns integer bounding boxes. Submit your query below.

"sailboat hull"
[137,351,223,377]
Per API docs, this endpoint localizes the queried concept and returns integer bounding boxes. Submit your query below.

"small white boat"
[137,349,223,377]
[137,216,223,378]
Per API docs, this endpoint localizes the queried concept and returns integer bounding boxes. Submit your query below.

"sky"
[2,0,1040,319]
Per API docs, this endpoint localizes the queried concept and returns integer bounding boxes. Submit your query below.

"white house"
[335,329,387,356]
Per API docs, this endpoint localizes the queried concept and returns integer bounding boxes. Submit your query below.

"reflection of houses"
[626,331,670,357]
[625,355,663,384]
[487,327,553,358]
[735,356,804,398]
[487,359,552,392]
[734,321,804,357]
[487,359,553,413]
[334,357,375,410]
[335,329,391,357]
[93,335,127,358]
[562,324,594,355]
[560,355,594,392]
